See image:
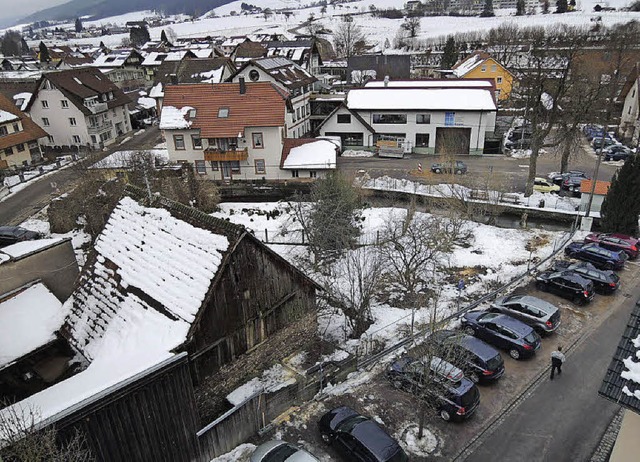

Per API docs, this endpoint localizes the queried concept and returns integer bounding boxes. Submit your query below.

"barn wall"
[190,237,316,380]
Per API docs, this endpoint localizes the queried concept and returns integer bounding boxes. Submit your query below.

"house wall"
[164,126,287,180]
[0,238,79,301]
[188,236,317,381]
[611,410,640,462]
[462,58,513,101]
[580,194,605,214]
[619,79,639,142]
[320,107,496,155]
[0,119,39,168]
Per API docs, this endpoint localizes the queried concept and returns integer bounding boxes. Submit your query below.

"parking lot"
[243,258,640,461]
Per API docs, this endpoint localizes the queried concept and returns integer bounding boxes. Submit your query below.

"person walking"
[550,346,565,380]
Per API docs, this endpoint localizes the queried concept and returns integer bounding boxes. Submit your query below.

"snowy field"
[19,0,640,50]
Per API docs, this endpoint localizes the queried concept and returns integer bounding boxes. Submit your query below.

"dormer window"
[218,107,229,118]
[108,91,114,100]
[189,109,197,118]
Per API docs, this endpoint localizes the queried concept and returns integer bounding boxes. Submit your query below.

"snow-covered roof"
[191,68,224,83]
[137,96,157,109]
[452,53,486,77]
[0,109,19,124]
[12,93,32,111]
[282,140,337,170]
[346,88,497,111]
[149,82,164,98]
[159,105,194,129]
[90,149,169,169]
[0,283,65,370]
[0,238,64,262]
[365,80,493,88]
[141,50,188,67]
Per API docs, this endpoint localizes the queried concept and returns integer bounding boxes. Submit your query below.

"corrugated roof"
[161,82,287,138]
[580,179,610,195]
[599,301,640,414]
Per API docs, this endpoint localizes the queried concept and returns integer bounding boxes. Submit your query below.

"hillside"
[20,0,234,24]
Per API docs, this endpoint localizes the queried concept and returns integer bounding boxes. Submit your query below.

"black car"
[504,137,532,150]
[535,270,595,305]
[553,260,620,294]
[431,160,467,174]
[461,311,542,360]
[387,356,480,421]
[565,241,628,270]
[549,170,590,186]
[428,330,505,383]
[602,145,633,161]
[0,226,42,248]
[318,406,409,462]
[508,130,533,141]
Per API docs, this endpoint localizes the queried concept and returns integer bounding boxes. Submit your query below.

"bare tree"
[333,15,366,58]
[401,16,421,40]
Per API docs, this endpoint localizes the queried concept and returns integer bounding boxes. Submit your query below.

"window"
[291,170,299,178]
[296,107,301,120]
[633,89,637,98]
[42,117,50,126]
[218,107,229,118]
[372,113,407,124]
[445,112,455,126]
[496,90,501,98]
[192,135,202,149]
[230,161,241,173]
[249,69,260,81]
[12,123,20,132]
[416,113,431,124]
[337,114,351,124]
[481,65,487,72]
[309,171,317,178]
[254,159,266,174]
[4,148,12,156]
[252,132,263,149]
[41,100,49,108]
[496,77,503,84]
[69,118,77,126]
[72,135,81,144]
[173,135,185,150]
[0,126,7,136]
[415,133,430,147]
[16,143,25,152]
[195,160,207,174]
[61,100,69,108]
[491,64,497,72]
[188,109,196,118]
[210,161,219,171]
[47,135,54,143]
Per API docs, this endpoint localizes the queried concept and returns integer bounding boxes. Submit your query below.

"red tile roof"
[162,82,287,138]
[580,179,611,195]
[0,92,48,151]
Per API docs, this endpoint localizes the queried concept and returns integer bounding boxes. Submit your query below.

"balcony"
[204,147,248,162]
[85,102,109,114]
[88,120,113,134]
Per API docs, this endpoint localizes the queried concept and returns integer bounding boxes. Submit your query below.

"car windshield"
[486,354,503,370]
[264,444,298,462]
[524,332,537,343]
[460,385,480,407]
[337,415,368,433]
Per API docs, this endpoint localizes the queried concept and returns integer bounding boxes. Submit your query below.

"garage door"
[435,127,471,155]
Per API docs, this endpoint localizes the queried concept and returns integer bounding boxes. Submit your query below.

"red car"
[585,233,639,259]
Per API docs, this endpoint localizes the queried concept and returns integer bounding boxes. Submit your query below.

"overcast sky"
[0,0,69,24]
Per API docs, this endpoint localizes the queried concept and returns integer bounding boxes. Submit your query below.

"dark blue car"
[461,312,542,360]
[565,241,628,270]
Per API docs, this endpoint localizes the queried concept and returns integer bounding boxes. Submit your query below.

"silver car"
[250,440,319,462]
[490,295,561,334]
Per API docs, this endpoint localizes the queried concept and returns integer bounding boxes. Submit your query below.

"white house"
[317,80,497,155]
[26,68,133,149]
[228,57,317,138]
[619,65,639,143]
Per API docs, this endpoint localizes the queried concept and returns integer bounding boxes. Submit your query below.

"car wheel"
[509,348,521,360]
[455,169,463,175]
[536,281,547,292]
[604,261,614,270]
[435,168,441,174]
[464,326,475,336]
[321,433,331,444]
[469,372,480,383]
[605,156,611,161]
[440,409,452,421]
[573,295,586,306]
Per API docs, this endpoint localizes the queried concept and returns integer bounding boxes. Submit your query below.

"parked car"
[565,241,628,270]
[601,145,633,161]
[251,440,319,462]
[561,175,589,196]
[583,124,604,141]
[490,295,561,335]
[431,160,467,174]
[584,233,639,259]
[508,130,533,141]
[428,329,505,383]
[460,311,542,360]
[535,270,595,305]
[533,177,560,194]
[591,137,619,150]
[549,170,589,186]
[318,406,409,461]
[504,137,532,150]
[553,260,620,294]
[386,356,480,421]
[0,226,42,248]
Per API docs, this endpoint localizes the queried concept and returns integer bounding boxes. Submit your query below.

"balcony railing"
[87,119,113,134]
[204,147,248,162]
[85,102,109,114]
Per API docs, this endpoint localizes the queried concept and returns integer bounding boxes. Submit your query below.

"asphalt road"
[0,127,161,226]
[466,276,640,462]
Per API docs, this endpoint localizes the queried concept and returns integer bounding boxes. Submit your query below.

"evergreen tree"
[543,0,550,13]
[20,37,30,54]
[75,17,83,32]
[556,0,568,13]
[38,41,51,63]
[1,31,22,56]
[516,0,526,15]
[441,36,457,69]
[480,0,495,17]
[129,26,150,47]
[600,155,640,236]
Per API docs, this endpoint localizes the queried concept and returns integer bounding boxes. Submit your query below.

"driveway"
[0,127,161,226]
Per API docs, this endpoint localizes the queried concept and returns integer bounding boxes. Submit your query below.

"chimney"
[169,73,177,85]
[239,76,246,94]
[384,75,390,87]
